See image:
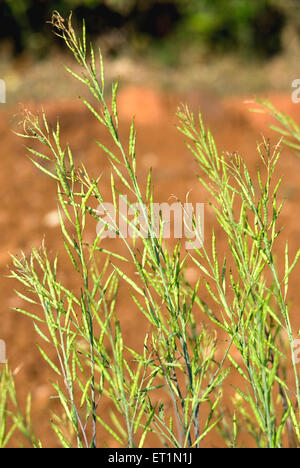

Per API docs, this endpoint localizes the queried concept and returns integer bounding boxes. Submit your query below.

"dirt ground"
[0,85,299,447]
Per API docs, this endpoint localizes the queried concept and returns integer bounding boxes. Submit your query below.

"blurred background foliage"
[1,0,300,61]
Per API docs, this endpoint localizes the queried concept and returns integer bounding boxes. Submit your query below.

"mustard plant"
[1,13,299,448]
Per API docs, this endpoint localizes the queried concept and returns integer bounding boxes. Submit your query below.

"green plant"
[254,98,300,156]
[1,12,299,448]
[0,366,39,448]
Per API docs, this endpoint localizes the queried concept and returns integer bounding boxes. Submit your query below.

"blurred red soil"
[0,86,299,447]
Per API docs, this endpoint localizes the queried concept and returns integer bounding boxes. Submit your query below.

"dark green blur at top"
[0,1,297,60]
